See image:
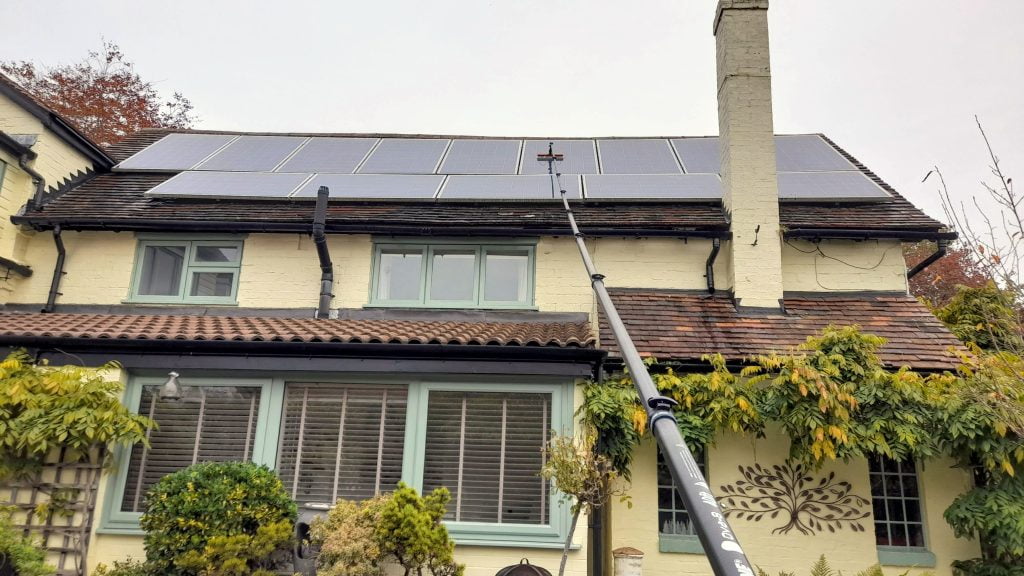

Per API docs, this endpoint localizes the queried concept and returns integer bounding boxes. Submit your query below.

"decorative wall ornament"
[718,461,870,535]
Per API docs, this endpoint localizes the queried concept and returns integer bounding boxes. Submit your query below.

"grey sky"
[4,1,1022,224]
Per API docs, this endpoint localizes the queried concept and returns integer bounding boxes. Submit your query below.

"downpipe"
[44,225,65,313]
[18,153,46,211]
[555,179,754,576]
[312,186,334,319]
[706,237,721,294]
[906,239,949,280]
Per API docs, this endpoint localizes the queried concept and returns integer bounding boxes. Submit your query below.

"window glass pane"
[484,251,529,303]
[277,384,407,504]
[190,272,235,297]
[423,391,550,525]
[869,456,926,549]
[195,245,240,263]
[430,250,476,301]
[138,245,185,296]
[377,250,422,301]
[657,444,706,536]
[121,385,261,513]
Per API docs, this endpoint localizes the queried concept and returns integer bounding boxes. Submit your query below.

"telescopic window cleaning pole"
[539,144,754,576]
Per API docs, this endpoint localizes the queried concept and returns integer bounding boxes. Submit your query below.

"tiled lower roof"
[601,290,963,370]
[0,312,594,348]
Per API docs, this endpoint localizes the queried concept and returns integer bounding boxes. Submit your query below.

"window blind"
[422,391,550,525]
[120,385,262,513]
[276,384,407,505]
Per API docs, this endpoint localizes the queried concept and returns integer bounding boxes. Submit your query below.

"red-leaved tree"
[904,241,988,308]
[2,41,195,147]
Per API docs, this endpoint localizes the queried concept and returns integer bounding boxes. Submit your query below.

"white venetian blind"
[120,385,262,513]
[276,384,407,504]
[422,391,550,525]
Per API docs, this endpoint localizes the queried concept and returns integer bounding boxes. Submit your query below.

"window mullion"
[131,392,159,512]
[292,388,310,497]
[455,396,467,521]
[374,389,389,495]
[191,387,207,465]
[331,389,349,503]
[244,393,257,459]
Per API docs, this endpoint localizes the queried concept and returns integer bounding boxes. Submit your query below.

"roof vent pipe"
[312,186,334,319]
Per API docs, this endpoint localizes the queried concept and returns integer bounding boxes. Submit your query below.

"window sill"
[364,303,538,311]
[659,534,704,555]
[121,299,239,306]
[876,547,936,568]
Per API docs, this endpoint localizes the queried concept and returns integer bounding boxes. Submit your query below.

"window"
[103,377,570,547]
[130,238,243,303]
[657,443,707,553]
[120,384,263,513]
[371,242,535,308]
[276,384,408,504]
[870,456,935,567]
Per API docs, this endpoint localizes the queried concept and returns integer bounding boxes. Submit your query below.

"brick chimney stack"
[714,0,784,310]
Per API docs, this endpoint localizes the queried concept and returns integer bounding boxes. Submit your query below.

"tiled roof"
[0,312,595,348]
[601,290,963,370]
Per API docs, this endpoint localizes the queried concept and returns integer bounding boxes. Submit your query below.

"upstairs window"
[371,242,535,308]
[130,239,242,304]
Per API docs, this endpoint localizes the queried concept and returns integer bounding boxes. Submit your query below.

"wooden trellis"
[0,448,104,576]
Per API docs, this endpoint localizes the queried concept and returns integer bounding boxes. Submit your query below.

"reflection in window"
[138,246,185,296]
[657,444,707,537]
[132,240,242,303]
[377,250,422,301]
[430,251,476,301]
[484,251,529,302]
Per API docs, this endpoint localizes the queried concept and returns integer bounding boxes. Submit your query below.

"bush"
[93,558,154,576]
[311,483,463,576]
[0,507,53,576]
[140,461,296,576]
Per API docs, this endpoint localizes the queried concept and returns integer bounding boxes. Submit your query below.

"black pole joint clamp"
[647,395,679,431]
[590,273,605,281]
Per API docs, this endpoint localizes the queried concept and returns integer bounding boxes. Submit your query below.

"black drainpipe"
[18,153,46,211]
[907,238,950,280]
[44,225,65,313]
[705,237,721,293]
[312,186,334,319]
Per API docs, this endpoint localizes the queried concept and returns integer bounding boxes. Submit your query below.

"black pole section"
[706,237,721,294]
[43,225,65,313]
[906,239,949,280]
[544,145,755,576]
[312,186,334,319]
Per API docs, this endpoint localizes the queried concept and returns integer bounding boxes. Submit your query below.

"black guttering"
[907,239,950,280]
[785,228,957,242]
[0,131,36,159]
[705,237,721,293]
[0,75,113,168]
[9,216,732,238]
[312,186,334,319]
[0,255,31,278]
[43,226,65,313]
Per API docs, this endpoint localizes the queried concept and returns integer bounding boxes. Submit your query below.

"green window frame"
[100,375,573,548]
[369,240,536,309]
[129,237,244,304]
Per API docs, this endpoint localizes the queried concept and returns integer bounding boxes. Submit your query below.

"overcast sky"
[3,1,1022,224]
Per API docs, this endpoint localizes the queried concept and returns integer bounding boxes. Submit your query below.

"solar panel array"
[126,133,889,202]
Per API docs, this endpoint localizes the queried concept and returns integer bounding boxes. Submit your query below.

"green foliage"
[755,556,910,576]
[936,282,1021,351]
[93,558,156,576]
[0,350,152,477]
[0,507,53,576]
[140,461,296,576]
[578,376,644,476]
[946,475,1024,563]
[312,483,463,576]
[952,557,1024,576]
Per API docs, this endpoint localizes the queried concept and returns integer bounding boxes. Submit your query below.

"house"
[0,1,980,575]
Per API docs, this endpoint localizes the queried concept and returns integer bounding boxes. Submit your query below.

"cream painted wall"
[8,231,136,305]
[609,434,978,576]
[783,239,908,293]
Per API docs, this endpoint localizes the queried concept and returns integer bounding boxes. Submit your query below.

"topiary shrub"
[140,461,296,576]
[311,483,463,576]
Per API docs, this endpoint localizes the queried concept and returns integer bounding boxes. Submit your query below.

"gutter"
[43,225,65,313]
[907,239,950,280]
[785,228,958,242]
[705,237,721,293]
[312,186,334,319]
[11,216,732,239]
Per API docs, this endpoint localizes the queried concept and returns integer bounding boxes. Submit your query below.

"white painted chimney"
[714,0,784,310]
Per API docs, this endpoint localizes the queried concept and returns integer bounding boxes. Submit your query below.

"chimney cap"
[714,0,770,35]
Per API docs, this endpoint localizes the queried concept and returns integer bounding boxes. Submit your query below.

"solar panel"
[520,140,599,175]
[671,138,720,174]
[439,175,582,200]
[775,135,855,172]
[357,138,450,174]
[196,136,307,172]
[778,171,890,201]
[583,174,721,200]
[145,171,311,199]
[596,139,682,174]
[292,174,444,199]
[438,139,521,174]
[116,133,239,171]
[276,137,377,173]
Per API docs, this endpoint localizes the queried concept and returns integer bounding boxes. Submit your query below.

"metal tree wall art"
[718,461,870,535]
